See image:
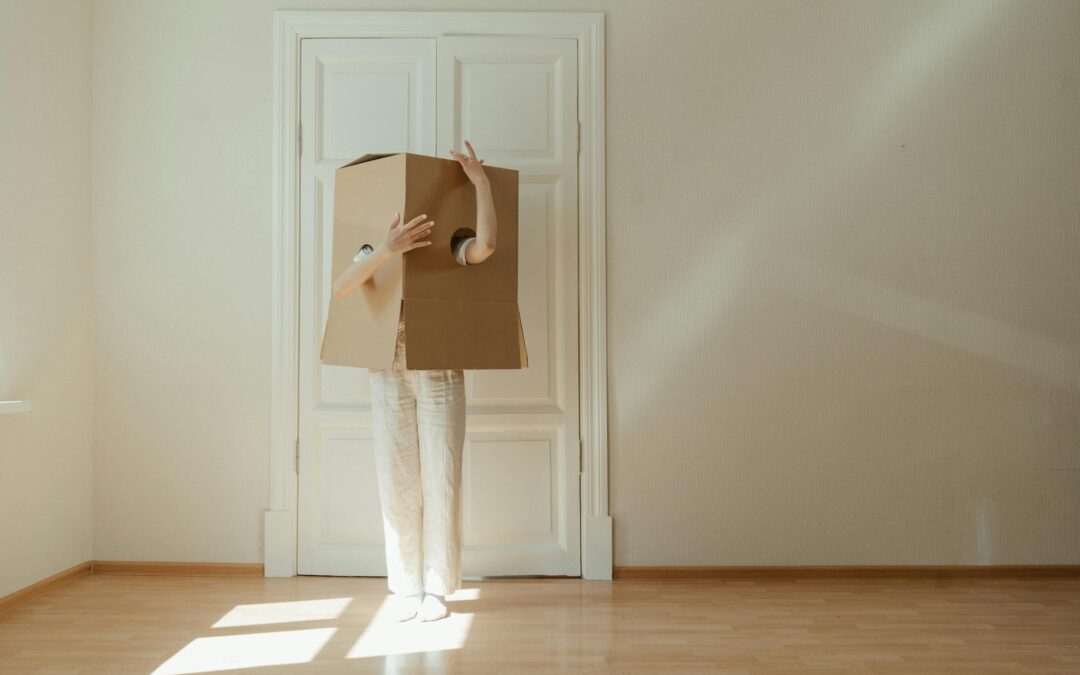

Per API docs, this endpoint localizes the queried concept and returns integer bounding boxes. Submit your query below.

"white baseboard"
[583,514,613,580]
[263,509,296,577]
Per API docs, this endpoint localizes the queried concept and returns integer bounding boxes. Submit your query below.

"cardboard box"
[320,152,528,371]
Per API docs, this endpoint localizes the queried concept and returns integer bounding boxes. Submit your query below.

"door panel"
[314,429,381,545]
[298,35,580,577]
[464,428,562,546]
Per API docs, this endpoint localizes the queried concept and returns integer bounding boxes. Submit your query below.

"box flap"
[339,152,403,170]
[320,276,402,369]
[516,304,529,367]
[403,298,527,370]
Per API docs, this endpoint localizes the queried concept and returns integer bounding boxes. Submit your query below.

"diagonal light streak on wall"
[617,0,1017,419]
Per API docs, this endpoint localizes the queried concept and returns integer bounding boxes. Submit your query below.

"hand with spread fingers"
[449,139,488,187]
[331,211,434,300]
[381,211,435,256]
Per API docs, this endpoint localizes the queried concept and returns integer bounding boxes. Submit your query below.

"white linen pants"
[368,323,466,597]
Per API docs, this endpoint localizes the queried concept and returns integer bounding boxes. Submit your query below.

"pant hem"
[388,582,424,596]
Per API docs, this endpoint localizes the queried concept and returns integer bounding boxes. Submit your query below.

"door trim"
[267,11,610,580]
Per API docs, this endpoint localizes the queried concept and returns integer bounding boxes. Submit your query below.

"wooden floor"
[1,574,1078,674]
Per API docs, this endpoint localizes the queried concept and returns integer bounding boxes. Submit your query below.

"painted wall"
[606,0,1080,565]
[87,0,1079,566]
[0,0,94,597]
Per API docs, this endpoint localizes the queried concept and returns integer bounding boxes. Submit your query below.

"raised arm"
[450,139,496,264]
[331,211,435,300]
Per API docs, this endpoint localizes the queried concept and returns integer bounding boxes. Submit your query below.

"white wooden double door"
[297,36,581,578]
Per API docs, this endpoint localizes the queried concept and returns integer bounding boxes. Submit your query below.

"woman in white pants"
[331,141,496,622]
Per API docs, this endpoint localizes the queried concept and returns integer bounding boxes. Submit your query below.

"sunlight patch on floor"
[346,595,474,659]
[211,597,353,628]
[151,627,337,675]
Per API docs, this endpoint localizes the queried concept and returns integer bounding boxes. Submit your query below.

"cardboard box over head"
[320,152,528,371]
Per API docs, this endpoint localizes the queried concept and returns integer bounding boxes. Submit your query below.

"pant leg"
[415,366,467,596]
[369,327,424,596]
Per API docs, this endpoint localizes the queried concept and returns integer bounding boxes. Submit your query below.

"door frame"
[266,11,610,580]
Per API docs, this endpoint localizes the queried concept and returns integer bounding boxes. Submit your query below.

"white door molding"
[268,10,610,580]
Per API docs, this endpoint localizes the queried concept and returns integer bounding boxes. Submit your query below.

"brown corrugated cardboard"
[320,152,527,371]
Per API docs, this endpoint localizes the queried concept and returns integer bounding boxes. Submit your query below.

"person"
[330,140,496,622]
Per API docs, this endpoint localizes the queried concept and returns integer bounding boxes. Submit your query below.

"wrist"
[474,176,491,190]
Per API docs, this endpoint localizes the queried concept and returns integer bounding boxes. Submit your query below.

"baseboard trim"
[0,561,91,612]
[6,561,1073,612]
[613,565,1080,580]
[91,561,265,577]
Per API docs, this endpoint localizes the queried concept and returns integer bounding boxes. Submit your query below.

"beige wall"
[607,0,1080,565]
[86,0,1080,566]
[0,0,94,597]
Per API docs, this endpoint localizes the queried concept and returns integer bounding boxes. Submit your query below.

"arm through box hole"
[450,227,477,265]
[354,243,377,286]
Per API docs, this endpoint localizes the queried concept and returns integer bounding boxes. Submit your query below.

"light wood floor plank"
[0,575,1077,673]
